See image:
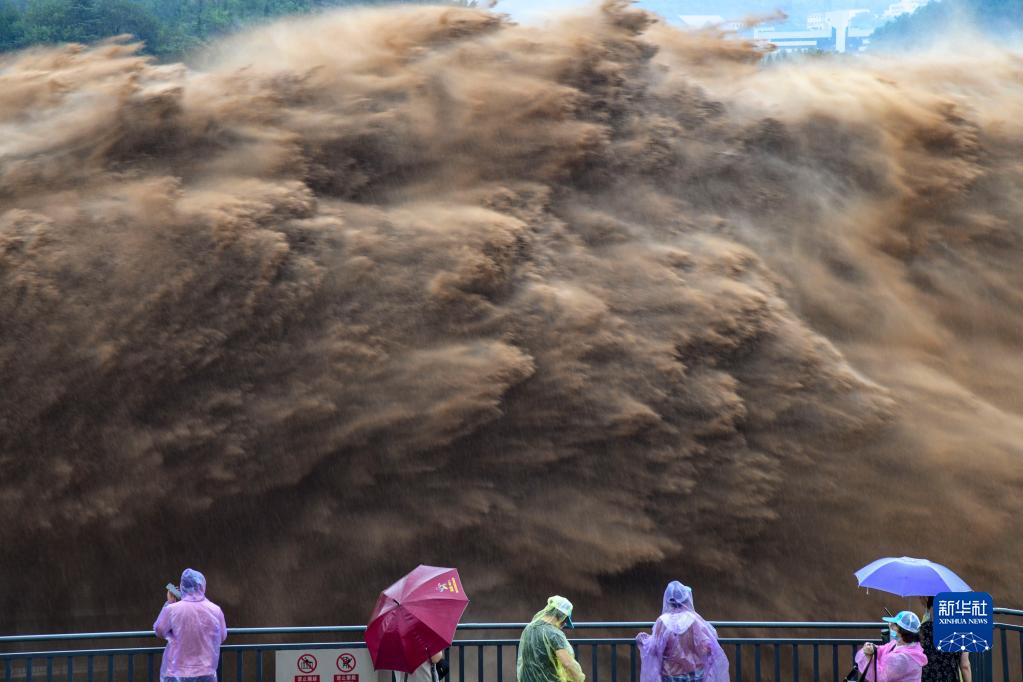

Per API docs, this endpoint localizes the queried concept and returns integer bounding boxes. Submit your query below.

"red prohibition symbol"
[337,654,356,672]
[298,654,318,673]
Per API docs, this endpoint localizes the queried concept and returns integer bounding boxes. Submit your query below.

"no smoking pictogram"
[298,654,318,674]
[336,654,356,673]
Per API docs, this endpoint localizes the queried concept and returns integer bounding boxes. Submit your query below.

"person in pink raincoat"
[636,582,728,682]
[856,611,928,682]
[154,568,228,682]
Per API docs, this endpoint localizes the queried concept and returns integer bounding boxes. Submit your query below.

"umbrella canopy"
[366,565,469,673]
[855,557,971,597]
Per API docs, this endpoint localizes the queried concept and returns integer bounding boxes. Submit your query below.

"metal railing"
[989,608,1023,682]
[2,609,1020,682]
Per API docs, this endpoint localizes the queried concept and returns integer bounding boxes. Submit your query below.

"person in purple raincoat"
[154,569,228,682]
[636,582,728,682]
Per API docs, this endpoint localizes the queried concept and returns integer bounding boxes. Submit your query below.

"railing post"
[1018,631,1023,682]
[967,651,984,682]
[1000,627,1009,682]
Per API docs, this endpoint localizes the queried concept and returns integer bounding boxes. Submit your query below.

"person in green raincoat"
[517,596,585,682]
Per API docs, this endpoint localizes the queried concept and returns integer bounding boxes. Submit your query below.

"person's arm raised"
[154,600,173,639]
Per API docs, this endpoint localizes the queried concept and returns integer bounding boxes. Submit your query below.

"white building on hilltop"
[806,12,829,30]
[882,0,931,20]
[755,9,871,55]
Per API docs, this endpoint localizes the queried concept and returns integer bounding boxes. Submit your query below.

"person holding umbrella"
[856,611,928,682]
[366,565,468,682]
[517,596,585,682]
[917,597,972,682]
[852,557,973,682]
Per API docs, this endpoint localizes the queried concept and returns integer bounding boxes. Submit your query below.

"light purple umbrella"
[855,556,971,597]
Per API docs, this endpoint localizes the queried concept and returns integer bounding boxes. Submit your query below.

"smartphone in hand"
[166,583,182,601]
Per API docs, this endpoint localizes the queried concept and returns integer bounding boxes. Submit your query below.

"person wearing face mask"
[917,597,972,682]
[857,611,928,682]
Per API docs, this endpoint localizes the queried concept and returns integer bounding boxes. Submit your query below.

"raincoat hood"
[663,581,693,613]
[532,596,574,629]
[180,568,207,601]
[654,582,699,638]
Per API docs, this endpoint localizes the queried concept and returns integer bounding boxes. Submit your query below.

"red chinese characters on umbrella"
[365,566,469,674]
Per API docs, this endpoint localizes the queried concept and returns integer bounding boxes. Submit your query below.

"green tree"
[21,0,102,43]
[0,0,27,50]
[95,0,161,48]
[2,0,474,58]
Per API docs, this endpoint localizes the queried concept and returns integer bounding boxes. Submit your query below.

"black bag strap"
[857,648,879,682]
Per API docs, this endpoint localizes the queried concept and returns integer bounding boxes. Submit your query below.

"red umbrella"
[365,565,469,673]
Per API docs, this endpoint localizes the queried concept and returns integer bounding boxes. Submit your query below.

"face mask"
[890,628,900,642]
